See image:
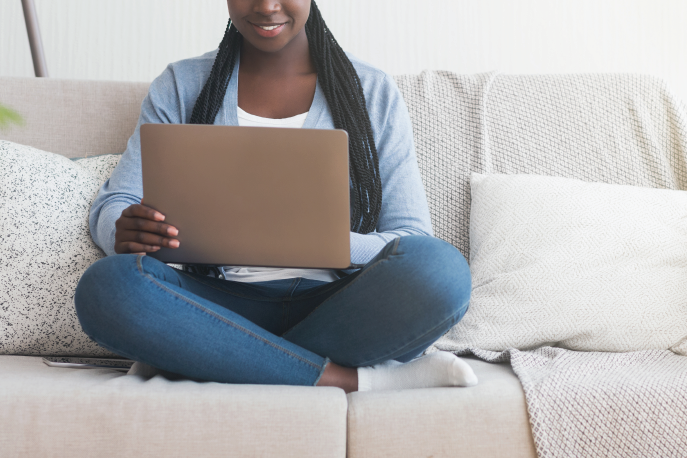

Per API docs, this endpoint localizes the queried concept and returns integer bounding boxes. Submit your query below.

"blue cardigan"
[90,50,433,265]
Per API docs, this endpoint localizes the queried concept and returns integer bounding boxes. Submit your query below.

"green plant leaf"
[0,103,24,131]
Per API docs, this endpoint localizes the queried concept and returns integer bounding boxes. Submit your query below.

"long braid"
[306,2,382,232]
[190,21,242,124]
[190,1,382,233]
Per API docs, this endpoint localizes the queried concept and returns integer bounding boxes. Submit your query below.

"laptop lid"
[140,123,350,268]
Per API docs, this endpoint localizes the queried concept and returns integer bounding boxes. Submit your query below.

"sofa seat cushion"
[0,356,347,458]
[346,357,537,458]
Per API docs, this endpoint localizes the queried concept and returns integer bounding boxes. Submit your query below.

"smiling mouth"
[249,22,287,38]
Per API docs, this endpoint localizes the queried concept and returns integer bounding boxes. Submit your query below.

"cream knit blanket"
[394,71,687,457]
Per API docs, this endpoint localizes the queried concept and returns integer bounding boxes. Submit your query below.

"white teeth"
[259,25,280,31]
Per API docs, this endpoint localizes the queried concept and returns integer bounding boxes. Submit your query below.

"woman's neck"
[237,27,318,119]
[239,28,316,77]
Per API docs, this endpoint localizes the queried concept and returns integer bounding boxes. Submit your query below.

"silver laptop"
[140,123,351,269]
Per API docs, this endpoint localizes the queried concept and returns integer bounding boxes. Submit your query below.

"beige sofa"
[0,76,536,458]
[9,69,681,457]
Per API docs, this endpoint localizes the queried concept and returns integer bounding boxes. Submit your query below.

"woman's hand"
[114,200,180,254]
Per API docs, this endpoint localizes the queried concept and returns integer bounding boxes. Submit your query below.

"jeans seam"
[83,334,135,361]
[312,357,331,386]
[280,240,401,339]
[283,277,301,332]
[281,273,356,301]
[137,256,323,371]
[293,237,401,302]
[357,302,468,367]
[391,236,402,256]
[176,269,285,302]
[285,277,301,299]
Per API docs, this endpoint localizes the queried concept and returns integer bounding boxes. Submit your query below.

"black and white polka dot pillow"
[0,140,120,356]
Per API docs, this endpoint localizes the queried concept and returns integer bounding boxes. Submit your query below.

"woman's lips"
[250,22,286,38]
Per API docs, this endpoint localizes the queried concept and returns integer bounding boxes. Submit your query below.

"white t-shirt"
[219,107,340,283]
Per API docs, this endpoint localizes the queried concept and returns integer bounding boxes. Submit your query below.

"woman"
[75,0,476,393]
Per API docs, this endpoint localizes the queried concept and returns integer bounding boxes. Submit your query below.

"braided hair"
[190,1,382,234]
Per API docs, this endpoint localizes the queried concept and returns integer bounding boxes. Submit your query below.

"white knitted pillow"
[437,173,687,354]
[0,140,120,355]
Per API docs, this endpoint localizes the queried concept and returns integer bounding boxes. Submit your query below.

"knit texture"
[89,51,433,265]
[437,347,687,458]
[400,72,687,458]
[395,71,687,261]
[449,172,687,354]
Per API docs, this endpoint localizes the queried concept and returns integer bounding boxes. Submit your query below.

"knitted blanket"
[457,347,687,457]
[394,71,687,458]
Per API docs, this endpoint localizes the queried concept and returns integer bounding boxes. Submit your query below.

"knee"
[74,254,142,337]
[393,236,472,322]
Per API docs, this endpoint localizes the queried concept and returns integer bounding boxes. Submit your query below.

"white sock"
[356,351,478,391]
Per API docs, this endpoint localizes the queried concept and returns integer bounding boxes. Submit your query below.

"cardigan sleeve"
[90,59,432,263]
[348,74,433,265]
[89,66,183,256]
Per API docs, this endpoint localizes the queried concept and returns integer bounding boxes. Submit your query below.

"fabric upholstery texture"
[398,72,687,458]
[454,172,687,353]
[461,347,687,458]
[346,357,536,458]
[76,153,124,184]
[0,355,347,458]
[3,73,687,457]
[395,72,687,263]
[0,141,120,355]
[0,77,149,158]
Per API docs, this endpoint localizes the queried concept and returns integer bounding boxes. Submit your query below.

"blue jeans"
[75,236,471,386]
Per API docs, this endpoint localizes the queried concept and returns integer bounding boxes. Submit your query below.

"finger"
[118,217,178,237]
[116,242,162,254]
[121,230,180,249]
[126,218,178,236]
[122,204,165,222]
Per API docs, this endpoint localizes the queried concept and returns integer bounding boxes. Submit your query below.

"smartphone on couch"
[42,356,134,371]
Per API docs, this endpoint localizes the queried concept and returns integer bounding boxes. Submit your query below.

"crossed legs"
[75,236,472,391]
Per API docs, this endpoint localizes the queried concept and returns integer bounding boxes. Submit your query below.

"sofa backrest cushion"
[396,72,687,260]
[2,73,686,261]
[0,77,149,159]
[3,73,687,356]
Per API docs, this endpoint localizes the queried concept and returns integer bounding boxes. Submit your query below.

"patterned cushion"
[0,140,120,355]
[444,172,687,353]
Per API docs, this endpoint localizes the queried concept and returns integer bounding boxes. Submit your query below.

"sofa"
[1,71,684,458]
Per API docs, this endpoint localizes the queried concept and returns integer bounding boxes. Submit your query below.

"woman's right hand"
[114,201,180,254]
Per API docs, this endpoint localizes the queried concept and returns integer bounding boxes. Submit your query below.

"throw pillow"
[74,153,122,184]
[435,173,687,355]
[0,140,121,355]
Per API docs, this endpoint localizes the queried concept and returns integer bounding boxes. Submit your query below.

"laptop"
[140,124,351,269]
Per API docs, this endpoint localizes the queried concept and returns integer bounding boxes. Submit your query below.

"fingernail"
[168,227,179,236]
[170,240,180,248]
[155,212,165,221]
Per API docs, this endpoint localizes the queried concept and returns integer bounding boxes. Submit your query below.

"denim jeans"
[75,235,471,386]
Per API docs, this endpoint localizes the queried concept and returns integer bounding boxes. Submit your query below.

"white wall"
[2,0,687,102]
